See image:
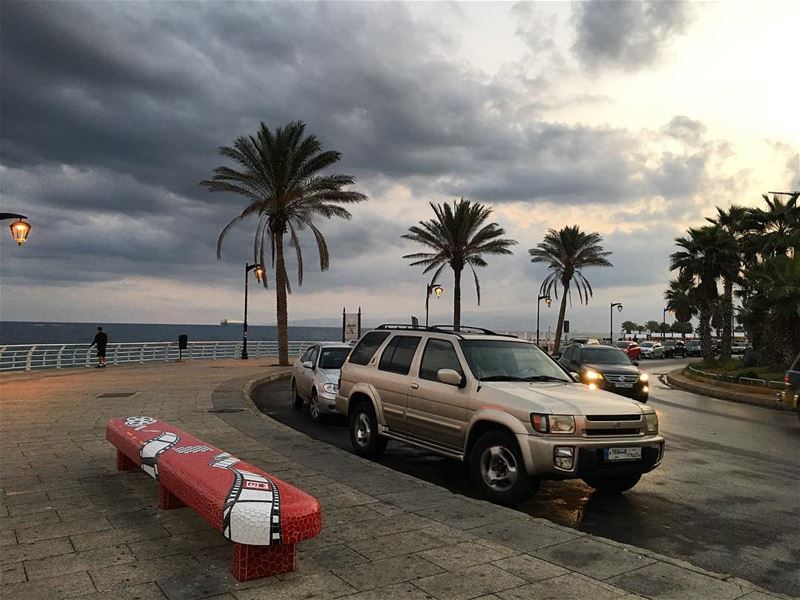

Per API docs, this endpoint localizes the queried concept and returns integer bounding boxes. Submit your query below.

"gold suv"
[337,325,664,505]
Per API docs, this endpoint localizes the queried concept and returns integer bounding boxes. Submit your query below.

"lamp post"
[0,213,32,245]
[241,263,265,359]
[425,281,444,328]
[536,294,551,348]
[610,302,623,343]
[662,307,671,340]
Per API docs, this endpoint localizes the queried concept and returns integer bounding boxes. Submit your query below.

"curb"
[667,369,791,411]
[235,372,790,599]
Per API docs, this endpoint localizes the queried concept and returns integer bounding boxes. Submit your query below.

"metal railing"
[686,364,785,390]
[0,340,320,372]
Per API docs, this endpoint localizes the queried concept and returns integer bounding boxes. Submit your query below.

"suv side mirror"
[302,361,313,369]
[437,369,463,387]
[632,361,640,366]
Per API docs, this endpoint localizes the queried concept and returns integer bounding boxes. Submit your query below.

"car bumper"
[593,380,649,401]
[319,391,340,414]
[518,434,665,479]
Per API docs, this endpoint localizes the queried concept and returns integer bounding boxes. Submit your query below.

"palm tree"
[645,320,661,339]
[670,225,736,361]
[706,205,747,359]
[200,121,367,365]
[620,321,638,335]
[528,226,612,354]
[664,272,696,327]
[403,199,517,330]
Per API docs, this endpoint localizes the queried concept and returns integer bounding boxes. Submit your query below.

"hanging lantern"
[9,219,31,245]
[254,265,266,283]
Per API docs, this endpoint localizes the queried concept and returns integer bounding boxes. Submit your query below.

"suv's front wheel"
[582,473,641,493]
[349,402,388,458]
[469,430,537,505]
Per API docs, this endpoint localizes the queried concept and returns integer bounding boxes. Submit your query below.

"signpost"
[342,307,362,342]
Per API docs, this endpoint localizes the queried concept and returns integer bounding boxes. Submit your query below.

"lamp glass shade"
[617,304,623,313]
[9,220,31,245]
[433,285,444,298]
[254,266,266,283]
[545,297,552,308]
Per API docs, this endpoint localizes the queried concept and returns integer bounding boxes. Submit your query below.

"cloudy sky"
[1,0,797,334]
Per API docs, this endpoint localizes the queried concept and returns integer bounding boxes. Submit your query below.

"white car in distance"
[292,343,353,422]
[638,341,664,359]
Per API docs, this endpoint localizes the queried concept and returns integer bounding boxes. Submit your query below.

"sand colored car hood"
[481,381,645,415]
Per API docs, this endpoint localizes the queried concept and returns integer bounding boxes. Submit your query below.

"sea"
[0,321,343,346]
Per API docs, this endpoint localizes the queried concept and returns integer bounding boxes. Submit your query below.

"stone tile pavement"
[0,361,794,599]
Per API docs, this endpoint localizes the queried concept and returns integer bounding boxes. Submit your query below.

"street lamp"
[662,307,672,340]
[1,213,31,245]
[536,294,551,348]
[425,281,444,328]
[610,302,623,343]
[241,262,266,360]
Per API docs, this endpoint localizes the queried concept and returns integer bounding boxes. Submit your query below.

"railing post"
[26,346,36,371]
[56,345,66,369]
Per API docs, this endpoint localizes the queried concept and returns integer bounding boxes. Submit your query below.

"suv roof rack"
[374,323,519,340]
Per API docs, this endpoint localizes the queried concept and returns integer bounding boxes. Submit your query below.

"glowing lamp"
[433,285,444,298]
[9,219,31,245]
[254,265,266,283]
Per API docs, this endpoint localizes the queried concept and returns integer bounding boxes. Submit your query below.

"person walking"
[90,326,108,368]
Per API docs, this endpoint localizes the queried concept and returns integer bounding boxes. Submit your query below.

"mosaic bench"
[106,416,322,581]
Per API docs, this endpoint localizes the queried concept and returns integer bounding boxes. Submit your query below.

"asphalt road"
[252,358,800,596]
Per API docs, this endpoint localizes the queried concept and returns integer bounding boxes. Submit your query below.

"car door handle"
[410,382,419,390]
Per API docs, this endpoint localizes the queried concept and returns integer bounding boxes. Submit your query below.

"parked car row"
[614,340,689,359]
[292,325,664,506]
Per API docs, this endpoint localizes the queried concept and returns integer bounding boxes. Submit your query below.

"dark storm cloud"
[572,0,691,70]
[0,0,720,302]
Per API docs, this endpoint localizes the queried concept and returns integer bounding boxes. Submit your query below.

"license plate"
[615,382,634,388]
[604,447,642,461]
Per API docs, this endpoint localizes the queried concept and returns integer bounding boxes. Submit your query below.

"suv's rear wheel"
[469,430,536,505]
[582,473,641,493]
[349,402,387,458]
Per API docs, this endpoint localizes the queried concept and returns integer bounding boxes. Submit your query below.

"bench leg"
[159,484,186,510]
[117,450,138,472]
[232,543,296,581]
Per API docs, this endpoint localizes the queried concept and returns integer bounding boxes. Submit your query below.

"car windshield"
[580,347,633,365]
[663,341,675,346]
[460,340,570,382]
[687,341,700,346]
[318,348,351,369]
[615,342,631,348]
[640,342,655,348]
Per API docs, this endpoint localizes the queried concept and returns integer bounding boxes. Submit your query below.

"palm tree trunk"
[552,282,569,355]
[699,301,712,362]
[721,277,733,360]
[453,267,462,332]
[274,231,290,366]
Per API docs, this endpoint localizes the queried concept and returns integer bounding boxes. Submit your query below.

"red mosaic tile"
[232,542,296,581]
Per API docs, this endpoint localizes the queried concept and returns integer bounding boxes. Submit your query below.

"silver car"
[638,341,664,359]
[291,343,352,422]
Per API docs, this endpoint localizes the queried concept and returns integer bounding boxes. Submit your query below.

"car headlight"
[639,372,649,382]
[584,370,602,381]
[321,383,338,394]
[644,411,658,434]
[530,414,575,434]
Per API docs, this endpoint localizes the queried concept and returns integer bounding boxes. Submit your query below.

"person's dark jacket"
[91,332,108,348]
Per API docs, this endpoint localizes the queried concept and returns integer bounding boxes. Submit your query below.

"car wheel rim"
[310,396,320,419]
[354,412,371,447]
[480,445,518,492]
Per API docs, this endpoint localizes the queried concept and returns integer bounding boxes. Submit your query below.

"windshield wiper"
[522,375,567,382]
[479,375,528,382]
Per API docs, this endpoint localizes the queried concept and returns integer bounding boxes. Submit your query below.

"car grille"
[603,374,639,384]
[584,414,642,436]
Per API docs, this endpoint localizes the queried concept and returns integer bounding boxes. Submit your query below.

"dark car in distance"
[783,353,800,418]
[685,340,702,357]
[662,340,686,358]
[558,344,649,402]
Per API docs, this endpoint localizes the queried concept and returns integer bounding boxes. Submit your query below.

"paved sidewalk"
[0,361,792,599]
